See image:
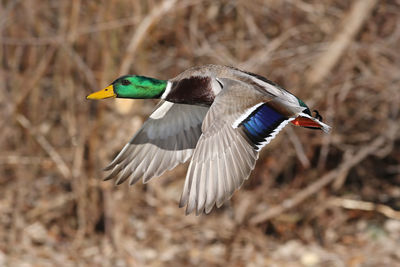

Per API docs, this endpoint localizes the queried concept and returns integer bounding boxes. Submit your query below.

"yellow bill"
[86,85,116,99]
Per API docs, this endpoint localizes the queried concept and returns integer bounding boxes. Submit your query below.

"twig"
[16,114,72,179]
[249,135,386,224]
[332,150,352,190]
[306,0,378,86]
[317,89,335,171]
[27,193,75,220]
[239,27,299,71]
[286,127,310,168]
[14,47,56,109]
[0,155,47,165]
[0,0,20,30]
[329,197,400,220]
[63,44,98,89]
[0,1,201,46]
[119,0,178,74]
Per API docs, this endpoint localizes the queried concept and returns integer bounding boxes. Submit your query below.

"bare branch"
[250,135,386,225]
[16,114,72,179]
[306,0,378,86]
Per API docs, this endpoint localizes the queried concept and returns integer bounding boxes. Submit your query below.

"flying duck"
[87,64,330,215]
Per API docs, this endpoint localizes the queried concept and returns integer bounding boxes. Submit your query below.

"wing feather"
[181,78,285,214]
[104,101,208,185]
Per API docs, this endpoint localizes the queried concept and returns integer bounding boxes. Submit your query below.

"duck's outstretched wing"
[179,78,297,215]
[104,101,208,185]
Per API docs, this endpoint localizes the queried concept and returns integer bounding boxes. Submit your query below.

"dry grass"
[1,0,400,266]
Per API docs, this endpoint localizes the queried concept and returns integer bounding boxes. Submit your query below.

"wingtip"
[128,176,141,186]
[115,173,130,185]
[216,199,224,208]
[103,175,113,181]
[114,178,125,186]
[103,171,115,181]
[185,207,192,216]
[205,204,214,214]
[178,195,187,208]
[185,200,196,215]
[195,208,201,216]
[103,164,114,171]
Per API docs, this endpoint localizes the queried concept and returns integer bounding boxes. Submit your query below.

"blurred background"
[1,0,400,266]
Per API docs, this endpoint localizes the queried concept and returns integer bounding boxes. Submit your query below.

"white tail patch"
[298,112,331,133]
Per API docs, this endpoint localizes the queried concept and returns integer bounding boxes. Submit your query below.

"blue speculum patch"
[241,104,286,147]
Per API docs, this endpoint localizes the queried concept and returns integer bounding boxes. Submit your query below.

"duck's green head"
[87,75,168,100]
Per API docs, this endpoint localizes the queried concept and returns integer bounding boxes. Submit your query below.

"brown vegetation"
[1,0,399,266]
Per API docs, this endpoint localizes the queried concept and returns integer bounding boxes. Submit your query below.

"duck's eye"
[121,79,131,85]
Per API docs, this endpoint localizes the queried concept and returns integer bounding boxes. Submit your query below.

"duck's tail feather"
[291,112,331,133]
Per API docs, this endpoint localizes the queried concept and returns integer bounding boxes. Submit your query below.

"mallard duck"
[87,64,330,215]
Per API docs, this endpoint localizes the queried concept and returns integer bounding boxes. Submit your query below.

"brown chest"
[166,76,216,105]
